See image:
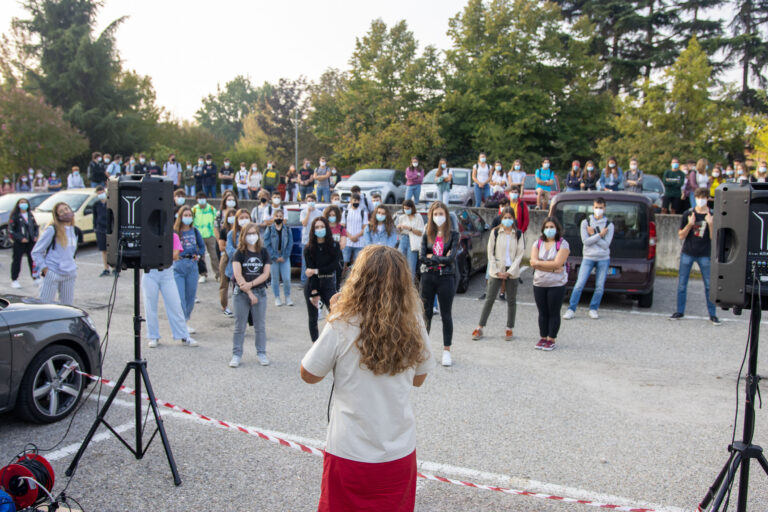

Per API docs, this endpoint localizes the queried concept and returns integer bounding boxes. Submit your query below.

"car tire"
[456,255,471,294]
[16,344,86,424]
[0,225,11,249]
[385,194,395,205]
[637,290,653,308]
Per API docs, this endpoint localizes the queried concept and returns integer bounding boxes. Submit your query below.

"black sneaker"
[668,312,684,320]
[498,293,506,301]
[477,293,487,301]
[99,269,110,277]
[710,316,722,326]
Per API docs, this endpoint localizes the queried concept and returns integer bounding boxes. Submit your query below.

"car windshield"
[642,175,664,193]
[348,169,394,182]
[423,169,470,186]
[555,200,649,259]
[37,192,90,212]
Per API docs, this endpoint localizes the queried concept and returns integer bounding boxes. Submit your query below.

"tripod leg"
[138,363,182,486]
[65,364,134,477]
[698,451,737,512]
[737,457,751,512]
[711,452,742,512]
[757,453,768,475]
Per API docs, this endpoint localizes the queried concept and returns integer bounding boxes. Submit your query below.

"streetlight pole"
[294,109,299,171]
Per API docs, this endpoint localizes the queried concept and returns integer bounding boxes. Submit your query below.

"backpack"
[45,226,83,258]
[535,238,570,274]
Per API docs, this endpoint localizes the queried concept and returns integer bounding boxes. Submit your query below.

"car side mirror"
[84,207,93,215]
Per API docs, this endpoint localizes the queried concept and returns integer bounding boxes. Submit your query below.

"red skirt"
[317,450,417,512]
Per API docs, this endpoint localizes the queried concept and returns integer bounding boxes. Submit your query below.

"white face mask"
[695,198,707,208]
[226,200,236,208]
[630,163,638,170]
[272,197,280,205]
[433,215,446,227]
[594,208,605,218]
[245,234,259,245]
[227,216,236,224]
[238,218,250,227]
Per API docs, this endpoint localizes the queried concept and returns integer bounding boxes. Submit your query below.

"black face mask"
[260,198,267,203]
[352,202,359,208]
[274,218,283,225]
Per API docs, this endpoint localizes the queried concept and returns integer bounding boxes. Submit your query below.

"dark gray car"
[0,295,100,423]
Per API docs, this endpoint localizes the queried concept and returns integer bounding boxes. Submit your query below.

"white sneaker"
[182,337,198,347]
[588,309,599,320]
[318,304,326,320]
[229,356,241,368]
[563,309,575,320]
[186,325,196,334]
[198,276,206,284]
[257,354,270,366]
[441,350,452,367]
[275,297,283,307]
[10,280,21,289]
[195,297,200,304]
[148,339,159,348]
[433,307,440,315]
[286,297,294,306]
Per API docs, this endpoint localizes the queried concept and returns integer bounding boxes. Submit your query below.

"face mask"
[19,203,29,211]
[150,161,156,166]
[544,228,557,239]
[332,200,341,206]
[260,197,267,204]
[272,198,280,205]
[104,158,111,163]
[479,157,486,163]
[712,171,720,177]
[327,215,336,223]
[542,163,550,169]
[495,165,502,171]
[267,163,272,169]
[738,169,745,175]
[726,170,734,176]
[630,163,638,170]
[186,165,192,170]
[572,166,579,172]
[594,208,605,217]
[441,163,447,169]
[760,167,767,174]
[139,158,146,164]
[206,160,212,165]
[198,199,207,206]
[320,161,326,167]
[404,208,412,215]
[672,162,679,169]
[98,193,107,201]
[3,179,9,184]
[246,234,259,245]
[331,169,337,174]
[372,201,381,209]
[224,162,230,168]
[375,213,386,222]
[240,167,246,172]
[226,199,236,208]
[509,193,519,201]
[97,157,102,163]
[586,166,594,172]
[198,160,204,166]
[501,218,514,228]
[175,197,186,206]
[252,166,257,171]
[73,172,79,177]
[182,216,193,225]
[58,211,74,223]
[227,215,236,224]
[130,160,136,165]
[315,228,326,239]
[238,218,250,227]
[352,202,359,208]
[412,161,418,167]
[433,215,446,226]
[170,157,175,162]
[609,162,616,168]
[307,201,315,209]
[51,173,56,178]
[21,177,27,181]
[274,218,283,225]
[695,198,707,208]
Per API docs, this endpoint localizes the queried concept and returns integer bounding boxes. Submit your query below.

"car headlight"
[368,189,382,196]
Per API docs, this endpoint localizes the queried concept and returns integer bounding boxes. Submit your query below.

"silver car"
[333,168,407,204]
[0,192,53,249]
[419,168,473,205]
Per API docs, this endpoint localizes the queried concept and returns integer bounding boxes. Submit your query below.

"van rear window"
[554,201,649,259]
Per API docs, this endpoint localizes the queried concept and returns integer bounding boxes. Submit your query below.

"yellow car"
[33,188,102,244]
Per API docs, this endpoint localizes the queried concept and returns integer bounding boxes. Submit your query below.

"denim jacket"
[362,225,398,248]
[225,230,240,279]
[265,224,293,262]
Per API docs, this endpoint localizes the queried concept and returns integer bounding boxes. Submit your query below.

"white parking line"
[45,421,134,462]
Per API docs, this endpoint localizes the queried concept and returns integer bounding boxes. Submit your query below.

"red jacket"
[514,200,529,233]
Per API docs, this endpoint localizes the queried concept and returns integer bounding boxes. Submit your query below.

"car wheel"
[385,194,395,205]
[16,345,86,423]
[637,289,653,308]
[0,225,11,249]
[456,255,471,294]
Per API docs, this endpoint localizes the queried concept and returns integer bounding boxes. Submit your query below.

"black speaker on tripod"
[106,174,174,270]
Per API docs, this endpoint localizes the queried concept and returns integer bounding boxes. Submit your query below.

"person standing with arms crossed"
[314,157,332,203]
[8,197,39,289]
[530,217,570,351]
[303,217,340,342]
[298,159,315,200]
[404,157,424,203]
[534,158,555,210]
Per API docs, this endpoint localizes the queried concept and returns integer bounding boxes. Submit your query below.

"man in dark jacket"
[88,151,107,187]
[93,186,112,276]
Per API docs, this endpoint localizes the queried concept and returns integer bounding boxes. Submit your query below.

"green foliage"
[597,37,746,173]
[724,0,768,110]
[149,120,227,165]
[195,75,270,147]
[0,87,88,173]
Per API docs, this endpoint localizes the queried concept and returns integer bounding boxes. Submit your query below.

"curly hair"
[331,245,427,376]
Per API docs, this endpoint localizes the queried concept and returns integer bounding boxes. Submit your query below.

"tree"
[149,119,227,166]
[597,37,745,173]
[441,0,612,169]
[0,87,88,173]
[195,75,269,147]
[724,0,768,109]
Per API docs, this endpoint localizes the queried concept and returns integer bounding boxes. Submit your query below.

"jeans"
[143,268,188,340]
[676,252,716,317]
[249,189,259,200]
[91,181,106,189]
[11,240,35,280]
[316,187,331,203]
[220,183,233,195]
[439,189,451,204]
[343,245,364,265]
[304,276,337,341]
[533,285,566,339]
[184,184,196,196]
[237,187,249,199]
[271,258,292,299]
[232,287,267,357]
[405,184,421,203]
[204,184,216,198]
[173,258,198,320]
[398,236,418,277]
[479,277,519,328]
[299,185,314,200]
[568,258,610,312]
[300,246,307,285]
[473,183,491,207]
[420,271,454,347]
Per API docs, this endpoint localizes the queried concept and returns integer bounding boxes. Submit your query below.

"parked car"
[0,192,53,249]
[617,174,665,211]
[419,168,473,205]
[522,173,560,209]
[33,189,100,244]
[333,169,406,205]
[414,206,490,293]
[550,191,656,308]
[0,295,100,423]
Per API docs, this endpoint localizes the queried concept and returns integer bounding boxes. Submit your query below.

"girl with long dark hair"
[304,216,341,341]
[9,197,39,288]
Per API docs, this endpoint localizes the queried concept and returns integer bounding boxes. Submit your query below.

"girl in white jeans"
[32,202,78,305]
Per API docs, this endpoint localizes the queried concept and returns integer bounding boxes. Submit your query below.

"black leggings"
[304,276,337,342]
[533,285,567,339]
[420,271,454,347]
[11,240,35,281]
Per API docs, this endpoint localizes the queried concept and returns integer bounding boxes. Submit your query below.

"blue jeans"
[300,245,307,285]
[91,181,106,189]
[173,258,199,320]
[271,258,292,299]
[343,246,364,265]
[677,253,716,317]
[405,184,421,203]
[474,183,491,207]
[299,185,314,200]
[398,236,418,277]
[568,258,610,312]
[237,187,249,199]
[142,268,189,340]
[204,184,216,198]
[232,287,267,357]
[316,187,330,203]
[220,183,233,195]
[185,184,196,196]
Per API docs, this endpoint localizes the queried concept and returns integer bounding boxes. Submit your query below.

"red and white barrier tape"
[78,370,657,512]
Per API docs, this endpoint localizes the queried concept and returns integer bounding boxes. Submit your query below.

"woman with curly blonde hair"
[300,244,435,512]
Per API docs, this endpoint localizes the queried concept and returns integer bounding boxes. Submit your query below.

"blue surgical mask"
[672,162,679,169]
[441,163,447,169]
[315,228,326,239]
[501,218,514,228]
[376,213,386,222]
[514,164,520,170]
[372,201,380,209]
[495,165,502,171]
[328,215,337,223]
[480,157,486,163]
[404,208,412,215]
[182,217,193,225]
[198,199,207,206]
[510,193,519,201]
[544,228,557,239]
[307,201,315,209]
[98,193,107,200]
[176,197,186,206]
[19,202,29,211]
[542,162,550,169]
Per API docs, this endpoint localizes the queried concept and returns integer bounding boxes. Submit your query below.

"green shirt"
[192,204,217,238]
[663,170,685,197]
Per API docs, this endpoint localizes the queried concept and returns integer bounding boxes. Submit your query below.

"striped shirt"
[343,207,368,248]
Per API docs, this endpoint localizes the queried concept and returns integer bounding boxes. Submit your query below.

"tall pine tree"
[725,0,768,109]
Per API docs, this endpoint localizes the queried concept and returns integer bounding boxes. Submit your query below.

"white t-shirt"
[474,163,491,184]
[301,318,435,463]
[490,172,508,187]
[236,169,249,189]
[300,207,323,244]
[396,213,425,252]
[248,171,262,189]
[509,170,526,185]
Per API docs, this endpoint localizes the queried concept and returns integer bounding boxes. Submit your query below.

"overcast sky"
[1,0,740,121]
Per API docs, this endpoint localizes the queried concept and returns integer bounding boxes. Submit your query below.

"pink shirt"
[173,233,183,252]
[432,236,444,257]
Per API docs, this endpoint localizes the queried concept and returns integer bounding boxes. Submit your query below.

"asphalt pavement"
[1,246,767,511]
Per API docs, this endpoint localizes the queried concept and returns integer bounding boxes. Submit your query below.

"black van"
[550,191,656,308]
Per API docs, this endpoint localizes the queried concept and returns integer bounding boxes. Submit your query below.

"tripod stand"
[65,268,182,486]
[698,294,767,511]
